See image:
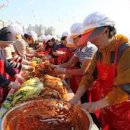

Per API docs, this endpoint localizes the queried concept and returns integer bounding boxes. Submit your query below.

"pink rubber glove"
[8,81,21,90]
[81,97,109,112]
[54,67,66,74]
[14,74,25,83]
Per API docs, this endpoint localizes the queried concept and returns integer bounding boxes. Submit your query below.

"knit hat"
[0,26,16,42]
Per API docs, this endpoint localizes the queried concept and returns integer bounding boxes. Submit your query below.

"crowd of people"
[0,12,130,130]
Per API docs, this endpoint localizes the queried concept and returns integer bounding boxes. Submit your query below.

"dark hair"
[107,25,116,38]
[51,38,55,42]
[61,36,67,41]
[24,34,32,40]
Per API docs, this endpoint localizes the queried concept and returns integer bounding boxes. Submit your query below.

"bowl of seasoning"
[1,99,94,130]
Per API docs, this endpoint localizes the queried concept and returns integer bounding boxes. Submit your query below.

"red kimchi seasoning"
[5,100,90,130]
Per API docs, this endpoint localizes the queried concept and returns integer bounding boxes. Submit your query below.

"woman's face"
[26,37,34,44]
[90,29,109,50]
[48,40,54,46]
[73,37,79,44]
[73,35,85,48]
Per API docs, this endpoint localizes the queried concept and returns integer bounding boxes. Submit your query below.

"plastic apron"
[64,50,81,93]
[44,48,55,63]
[91,45,130,130]
[69,66,82,93]
[0,52,9,106]
[44,48,51,55]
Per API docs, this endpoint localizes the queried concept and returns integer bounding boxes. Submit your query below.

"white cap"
[62,32,69,37]
[39,34,46,41]
[9,23,24,35]
[82,12,115,33]
[70,23,82,36]
[27,31,38,41]
[44,35,53,43]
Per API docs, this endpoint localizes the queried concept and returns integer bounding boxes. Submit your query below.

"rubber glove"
[81,97,109,112]
[54,67,66,74]
[51,64,60,68]
[22,64,34,71]
[69,85,86,104]
[8,81,21,90]
[15,74,25,83]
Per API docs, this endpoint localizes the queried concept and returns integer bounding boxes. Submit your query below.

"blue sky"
[0,0,130,36]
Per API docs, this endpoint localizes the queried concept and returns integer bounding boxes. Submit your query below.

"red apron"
[69,69,82,93]
[91,45,130,130]
[66,51,81,93]
[0,52,9,106]
[44,48,51,55]
[45,48,54,63]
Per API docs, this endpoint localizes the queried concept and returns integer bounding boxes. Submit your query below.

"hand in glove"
[67,92,75,101]
[69,85,86,104]
[15,74,25,83]
[8,82,21,90]
[81,97,109,112]
[51,64,60,68]
[56,50,65,56]
[69,95,80,104]
[27,66,35,71]
[54,67,66,74]
[22,64,35,71]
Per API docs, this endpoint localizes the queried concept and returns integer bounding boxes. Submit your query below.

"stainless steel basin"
[1,99,93,130]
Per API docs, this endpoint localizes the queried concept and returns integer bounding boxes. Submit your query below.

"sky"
[0,0,130,36]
